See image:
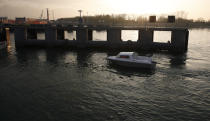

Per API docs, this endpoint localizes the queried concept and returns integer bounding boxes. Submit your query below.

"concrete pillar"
[107,29,121,43]
[88,29,93,41]
[138,29,154,50]
[27,29,37,39]
[15,27,27,47]
[57,29,65,40]
[76,28,88,42]
[171,30,188,53]
[45,27,57,47]
[76,28,88,48]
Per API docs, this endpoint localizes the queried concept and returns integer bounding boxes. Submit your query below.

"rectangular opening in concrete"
[121,30,138,42]
[27,29,37,40]
[65,30,76,40]
[93,30,107,41]
[37,32,45,40]
[154,31,171,43]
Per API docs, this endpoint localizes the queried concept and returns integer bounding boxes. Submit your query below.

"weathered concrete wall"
[76,28,88,42]
[13,26,189,53]
[171,30,189,53]
[15,27,27,47]
[138,29,154,50]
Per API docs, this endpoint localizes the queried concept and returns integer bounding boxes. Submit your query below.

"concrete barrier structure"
[14,25,189,53]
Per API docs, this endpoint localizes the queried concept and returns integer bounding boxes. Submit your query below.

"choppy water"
[0,29,210,121]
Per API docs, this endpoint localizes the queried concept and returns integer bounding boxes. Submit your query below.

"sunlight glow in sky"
[0,0,209,20]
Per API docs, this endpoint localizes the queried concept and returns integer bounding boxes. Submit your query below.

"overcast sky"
[0,0,209,20]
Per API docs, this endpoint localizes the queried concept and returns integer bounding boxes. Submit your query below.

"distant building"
[26,18,48,24]
[0,17,8,23]
[15,17,26,24]
[8,20,15,24]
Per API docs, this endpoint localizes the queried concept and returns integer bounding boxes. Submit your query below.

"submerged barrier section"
[14,25,189,53]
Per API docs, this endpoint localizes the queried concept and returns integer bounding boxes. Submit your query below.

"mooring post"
[15,27,27,47]
[171,29,189,53]
[138,29,154,50]
[45,27,57,47]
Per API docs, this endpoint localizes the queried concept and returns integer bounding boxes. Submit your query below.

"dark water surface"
[0,29,210,121]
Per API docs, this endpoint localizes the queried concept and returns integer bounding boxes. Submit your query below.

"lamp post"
[78,10,83,24]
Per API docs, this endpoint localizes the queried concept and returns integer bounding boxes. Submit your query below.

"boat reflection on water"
[107,62,156,76]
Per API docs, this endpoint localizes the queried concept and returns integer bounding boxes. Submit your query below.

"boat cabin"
[117,52,138,59]
[116,52,152,62]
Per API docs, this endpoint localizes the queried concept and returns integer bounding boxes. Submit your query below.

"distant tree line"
[56,11,210,28]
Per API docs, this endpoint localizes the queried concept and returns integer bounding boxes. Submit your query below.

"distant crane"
[52,10,55,21]
[39,8,51,24]
[47,8,49,22]
[40,10,44,19]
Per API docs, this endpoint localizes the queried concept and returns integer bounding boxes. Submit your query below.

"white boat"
[107,52,156,69]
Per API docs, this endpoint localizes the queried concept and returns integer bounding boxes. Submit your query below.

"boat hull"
[108,58,156,69]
